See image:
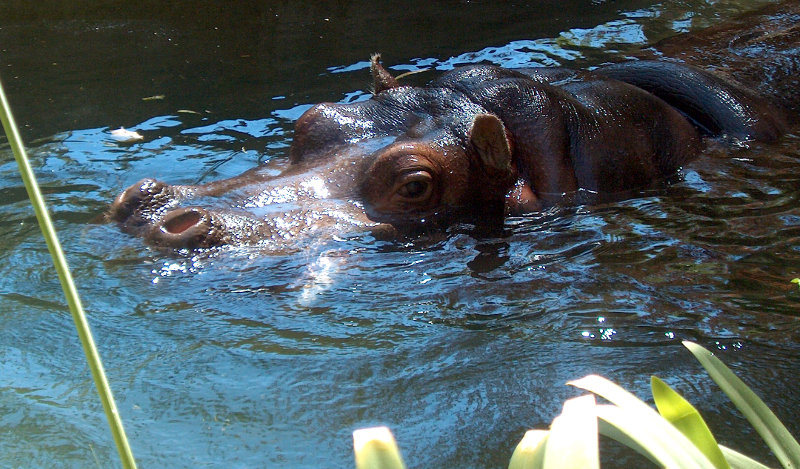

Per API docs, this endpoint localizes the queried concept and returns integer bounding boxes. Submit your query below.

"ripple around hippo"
[4,2,800,468]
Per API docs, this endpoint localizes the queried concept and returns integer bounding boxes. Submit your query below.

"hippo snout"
[108,178,179,229]
[109,179,231,249]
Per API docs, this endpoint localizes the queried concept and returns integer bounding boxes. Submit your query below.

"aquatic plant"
[0,78,137,468]
[354,341,800,469]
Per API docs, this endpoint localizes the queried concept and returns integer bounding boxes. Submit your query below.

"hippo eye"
[395,171,433,201]
[399,180,427,198]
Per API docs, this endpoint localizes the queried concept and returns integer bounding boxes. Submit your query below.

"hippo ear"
[370,53,400,94]
[469,113,513,173]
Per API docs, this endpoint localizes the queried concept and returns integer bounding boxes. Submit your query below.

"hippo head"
[291,55,518,231]
[109,56,518,249]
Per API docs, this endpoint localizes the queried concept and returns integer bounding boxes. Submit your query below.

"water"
[1,1,799,467]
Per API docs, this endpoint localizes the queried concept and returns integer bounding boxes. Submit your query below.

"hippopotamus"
[109,3,796,250]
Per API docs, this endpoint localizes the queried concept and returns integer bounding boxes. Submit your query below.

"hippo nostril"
[163,209,202,234]
[146,207,225,248]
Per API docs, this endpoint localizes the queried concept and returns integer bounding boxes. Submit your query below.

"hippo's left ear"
[469,114,513,174]
[370,53,400,94]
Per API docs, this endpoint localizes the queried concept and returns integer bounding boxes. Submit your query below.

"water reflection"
[1,1,799,468]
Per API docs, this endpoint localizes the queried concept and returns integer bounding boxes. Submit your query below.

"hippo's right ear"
[370,53,400,94]
[469,114,513,174]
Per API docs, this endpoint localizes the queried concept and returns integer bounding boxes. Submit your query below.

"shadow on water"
[1,1,799,468]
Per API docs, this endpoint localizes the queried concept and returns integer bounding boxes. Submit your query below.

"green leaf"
[569,375,717,469]
[568,375,657,415]
[543,395,600,469]
[791,278,800,290]
[651,376,730,469]
[594,403,717,468]
[353,427,407,469]
[719,445,775,469]
[508,430,549,469]
[683,341,800,469]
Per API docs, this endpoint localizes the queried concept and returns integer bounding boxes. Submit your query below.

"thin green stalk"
[0,77,137,468]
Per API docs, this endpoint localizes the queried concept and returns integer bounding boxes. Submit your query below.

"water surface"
[1,1,798,467]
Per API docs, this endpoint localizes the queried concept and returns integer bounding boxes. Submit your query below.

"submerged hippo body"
[110,8,794,249]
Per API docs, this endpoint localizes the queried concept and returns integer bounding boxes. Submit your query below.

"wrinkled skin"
[109,2,796,250]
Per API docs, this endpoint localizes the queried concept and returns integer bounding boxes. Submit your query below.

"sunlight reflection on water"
[0,1,798,468]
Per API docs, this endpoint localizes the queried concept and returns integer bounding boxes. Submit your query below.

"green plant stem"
[0,77,137,468]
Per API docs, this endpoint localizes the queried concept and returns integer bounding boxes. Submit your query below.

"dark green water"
[1,1,798,467]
